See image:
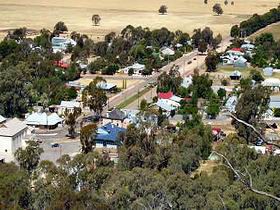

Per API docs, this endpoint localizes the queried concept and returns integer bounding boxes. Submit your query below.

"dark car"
[187,61,192,64]
[193,57,197,60]
[255,138,264,146]
[51,143,60,148]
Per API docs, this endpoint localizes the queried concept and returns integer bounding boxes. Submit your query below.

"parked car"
[193,57,197,60]
[51,143,60,148]
[36,139,43,144]
[187,61,192,64]
[255,138,264,146]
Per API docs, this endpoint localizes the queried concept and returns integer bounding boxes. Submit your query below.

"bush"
[128,68,134,76]
[102,64,119,75]
[221,79,229,86]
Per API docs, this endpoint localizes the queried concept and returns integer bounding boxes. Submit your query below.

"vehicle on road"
[187,61,192,64]
[193,57,197,60]
[36,139,43,144]
[51,143,60,148]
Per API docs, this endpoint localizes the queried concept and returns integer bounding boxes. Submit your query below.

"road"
[107,37,232,110]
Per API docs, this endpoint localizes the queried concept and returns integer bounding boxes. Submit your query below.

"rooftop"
[95,123,126,143]
[0,118,28,137]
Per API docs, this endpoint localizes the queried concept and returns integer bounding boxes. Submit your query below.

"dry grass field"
[250,22,280,41]
[0,0,278,39]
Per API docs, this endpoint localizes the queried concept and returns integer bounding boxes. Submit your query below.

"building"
[229,70,242,80]
[52,36,77,53]
[161,47,175,56]
[123,63,145,75]
[0,115,6,124]
[0,118,28,162]
[269,96,280,109]
[58,101,81,115]
[102,109,126,127]
[156,99,179,112]
[225,96,238,112]
[241,43,255,52]
[262,78,280,92]
[95,123,126,149]
[181,76,193,89]
[263,67,273,77]
[233,56,247,68]
[25,112,63,129]
[97,82,117,92]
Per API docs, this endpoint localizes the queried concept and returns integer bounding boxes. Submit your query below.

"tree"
[231,1,234,5]
[88,58,107,74]
[158,5,168,15]
[128,68,134,76]
[54,21,68,33]
[224,0,228,5]
[250,69,264,83]
[64,107,81,138]
[198,40,208,54]
[206,94,220,119]
[233,85,271,143]
[14,141,44,173]
[205,52,219,72]
[102,64,119,75]
[230,25,240,38]
[211,34,222,49]
[140,99,148,112]
[217,88,226,100]
[204,0,208,4]
[213,3,223,16]
[82,80,108,116]
[92,14,101,26]
[80,124,97,153]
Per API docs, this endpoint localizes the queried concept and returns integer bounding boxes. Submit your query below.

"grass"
[216,65,280,79]
[116,86,152,109]
[250,22,280,41]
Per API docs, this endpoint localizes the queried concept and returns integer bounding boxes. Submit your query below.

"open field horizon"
[0,0,279,39]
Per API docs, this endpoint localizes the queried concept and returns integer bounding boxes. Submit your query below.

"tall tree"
[14,141,44,173]
[64,107,82,138]
[92,14,101,26]
[213,3,224,16]
[158,5,168,15]
[80,124,97,153]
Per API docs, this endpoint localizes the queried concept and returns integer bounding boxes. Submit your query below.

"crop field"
[0,0,278,39]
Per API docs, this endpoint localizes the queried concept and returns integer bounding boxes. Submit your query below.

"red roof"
[158,91,173,99]
[54,60,70,69]
[231,48,242,52]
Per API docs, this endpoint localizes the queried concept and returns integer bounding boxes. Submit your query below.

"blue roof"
[95,123,126,143]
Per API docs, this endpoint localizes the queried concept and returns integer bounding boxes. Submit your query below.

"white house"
[262,78,280,92]
[225,96,238,113]
[124,63,145,75]
[161,47,175,56]
[52,36,77,53]
[0,115,6,124]
[58,101,81,115]
[0,118,28,162]
[25,112,63,129]
[181,76,193,89]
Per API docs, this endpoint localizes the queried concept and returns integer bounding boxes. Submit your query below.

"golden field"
[0,0,278,39]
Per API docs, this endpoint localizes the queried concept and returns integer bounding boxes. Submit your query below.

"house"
[158,91,174,100]
[97,82,117,92]
[269,96,280,109]
[263,67,273,77]
[0,115,6,124]
[241,43,255,52]
[66,81,86,91]
[225,96,238,112]
[156,99,179,112]
[58,101,81,115]
[52,36,76,53]
[226,48,244,57]
[161,47,175,56]
[25,112,63,129]
[102,109,126,127]
[262,78,280,92]
[0,118,28,162]
[124,63,145,75]
[94,123,126,149]
[181,76,193,89]
[233,56,247,68]
[230,70,242,80]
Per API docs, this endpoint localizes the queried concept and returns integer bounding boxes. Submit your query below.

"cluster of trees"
[191,27,222,54]
[230,6,280,37]
[0,28,80,117]
[251,33,280,68]
[88,25,192,75]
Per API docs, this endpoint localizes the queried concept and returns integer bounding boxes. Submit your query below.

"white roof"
[0,115,6,123]
[235,56,247,63]
[25,112,63,126]
[125,63,145,71]
[230,70,241,77]
[161,47,175,56]
[0,118,28,137]
[181,76,193,89]
[262,78,280,87]
[97,82,117,90]
[60,101,80,108]
[170,95,182,103]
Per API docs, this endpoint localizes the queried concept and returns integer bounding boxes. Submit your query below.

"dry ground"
[250,22,280,41]
[0,0,278,39]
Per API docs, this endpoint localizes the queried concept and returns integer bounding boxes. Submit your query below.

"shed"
[233,57,247,68]
[230,70,241,80]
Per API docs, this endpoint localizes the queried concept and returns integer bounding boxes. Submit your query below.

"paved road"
[107,37,232,110]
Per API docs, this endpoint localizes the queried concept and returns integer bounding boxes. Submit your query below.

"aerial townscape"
[1,0,280,209]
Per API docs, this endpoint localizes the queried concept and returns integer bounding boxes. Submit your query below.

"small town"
[0,1,280,209]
